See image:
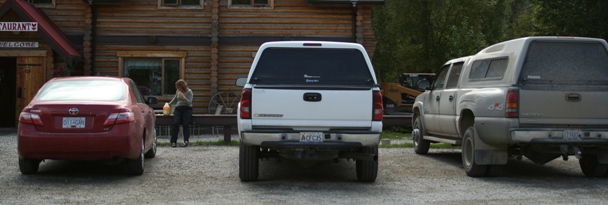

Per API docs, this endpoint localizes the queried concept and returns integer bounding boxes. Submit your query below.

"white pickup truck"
[236,41,383,182]
[412,36,608,177]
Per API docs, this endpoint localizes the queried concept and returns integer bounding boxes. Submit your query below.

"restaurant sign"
[0,22,38,31]
[0,41,39,48]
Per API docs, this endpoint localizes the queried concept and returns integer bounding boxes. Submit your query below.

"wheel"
[19,158,40,175]
[208,92,241,114]
[144,129,157,158]
[239,142,259,182]
[412,116,430,154]
[579,154,608,177]
[127,139,145,175]
[462,126,487,177]
[356,147,378,182]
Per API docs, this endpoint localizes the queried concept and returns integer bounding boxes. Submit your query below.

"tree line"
[372,0,608,83]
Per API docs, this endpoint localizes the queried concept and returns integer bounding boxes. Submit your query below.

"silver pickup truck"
[237,41,383,182]
[412,36,608,177]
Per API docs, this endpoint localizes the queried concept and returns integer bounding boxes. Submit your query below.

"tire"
[462,126,487,177]
[239,143,259,182]
[356,147,378,182]
[19,158,40,175]
[412,116,430,154]
[144,130,157,159]
[126,139,145,175]
[579,154,608,177]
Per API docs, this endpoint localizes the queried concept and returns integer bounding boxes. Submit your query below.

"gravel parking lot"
[1,128,607,204]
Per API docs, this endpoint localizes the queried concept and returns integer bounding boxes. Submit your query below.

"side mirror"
[417,80,431,91]
[235,77,247,87]
[146,96,158,104]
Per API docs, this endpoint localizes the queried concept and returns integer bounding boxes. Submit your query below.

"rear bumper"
[511,129,608,146]
[241,131,381,147]
[18,124,141,160]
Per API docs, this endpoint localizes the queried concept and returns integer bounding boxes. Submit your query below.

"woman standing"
[169,79,193,147]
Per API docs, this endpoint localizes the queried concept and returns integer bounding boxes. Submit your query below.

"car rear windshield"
[36,80,126,101]
[250,48,374,86]
[520,41,608,86]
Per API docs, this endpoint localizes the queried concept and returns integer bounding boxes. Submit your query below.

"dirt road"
[1,130,606,204]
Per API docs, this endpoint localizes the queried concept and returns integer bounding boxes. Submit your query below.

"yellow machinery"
[382,73,435,114]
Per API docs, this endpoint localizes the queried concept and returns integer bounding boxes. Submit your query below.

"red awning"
[0,0,82,66]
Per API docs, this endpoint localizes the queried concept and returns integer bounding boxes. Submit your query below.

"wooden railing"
[155,114,412,143]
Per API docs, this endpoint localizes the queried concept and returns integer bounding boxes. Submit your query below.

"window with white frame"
[27,0,55,8]
[159,0,202,9]
[123,58,181,96]
[230,0,273,8]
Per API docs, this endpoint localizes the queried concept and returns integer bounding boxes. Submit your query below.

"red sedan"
[18,76,158,175]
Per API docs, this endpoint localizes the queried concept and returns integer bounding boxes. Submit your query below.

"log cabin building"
[0,0,383,128]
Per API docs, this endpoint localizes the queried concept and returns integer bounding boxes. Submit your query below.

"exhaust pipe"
[339,152,378,161]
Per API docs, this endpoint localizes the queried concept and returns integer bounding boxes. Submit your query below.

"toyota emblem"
[69,108,79,115]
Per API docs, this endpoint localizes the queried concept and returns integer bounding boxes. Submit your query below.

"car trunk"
[29,102,126,133]
[517,39,608,126]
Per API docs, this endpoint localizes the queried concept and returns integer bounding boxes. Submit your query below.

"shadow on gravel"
[414,149,585,178]
[256,158,360,183]
[416,151,462,168]
[17,159,155,184]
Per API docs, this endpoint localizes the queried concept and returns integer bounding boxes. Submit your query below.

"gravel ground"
[1,128,607,204]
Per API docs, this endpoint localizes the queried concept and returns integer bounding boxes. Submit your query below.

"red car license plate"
[62,117,85,128]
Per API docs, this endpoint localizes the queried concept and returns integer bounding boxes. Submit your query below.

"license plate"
[62,117,85,128]
[563,129,582,140]
[300,132,324,143]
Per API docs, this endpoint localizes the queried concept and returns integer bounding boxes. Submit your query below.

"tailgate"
[519,89,608,125]
[251,88,373,128]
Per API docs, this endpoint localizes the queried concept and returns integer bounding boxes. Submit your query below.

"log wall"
[0,0,380,114]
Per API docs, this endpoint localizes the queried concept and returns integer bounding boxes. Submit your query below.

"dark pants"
[171,106,192,143]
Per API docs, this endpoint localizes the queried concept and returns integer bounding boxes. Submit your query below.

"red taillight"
[19,113,44,126]
[505,89,518,118]
[240,89,252,119]
[373,91,383,121]
[104,112,135,126]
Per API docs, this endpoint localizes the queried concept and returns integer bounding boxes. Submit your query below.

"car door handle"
[449,95,453,101]
[435,95,440,101]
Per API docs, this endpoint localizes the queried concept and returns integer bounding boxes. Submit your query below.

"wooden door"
[15,57,46,122]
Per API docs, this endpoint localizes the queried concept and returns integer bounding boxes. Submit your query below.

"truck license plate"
[300,132,323,143]
[562,129,582,140]
[62,117,85,128]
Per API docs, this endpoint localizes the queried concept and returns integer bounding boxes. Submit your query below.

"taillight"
[505,89,518,118]
[240,89,252,119]
[373,91,383,121]
[104,112,135,126]
[19,113,44,126]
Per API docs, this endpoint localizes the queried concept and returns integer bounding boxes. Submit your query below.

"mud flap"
[474,127,508,165]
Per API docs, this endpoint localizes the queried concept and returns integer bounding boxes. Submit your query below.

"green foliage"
[381,130,411,140]
[533,0,608,40]
[372,0,536,83]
